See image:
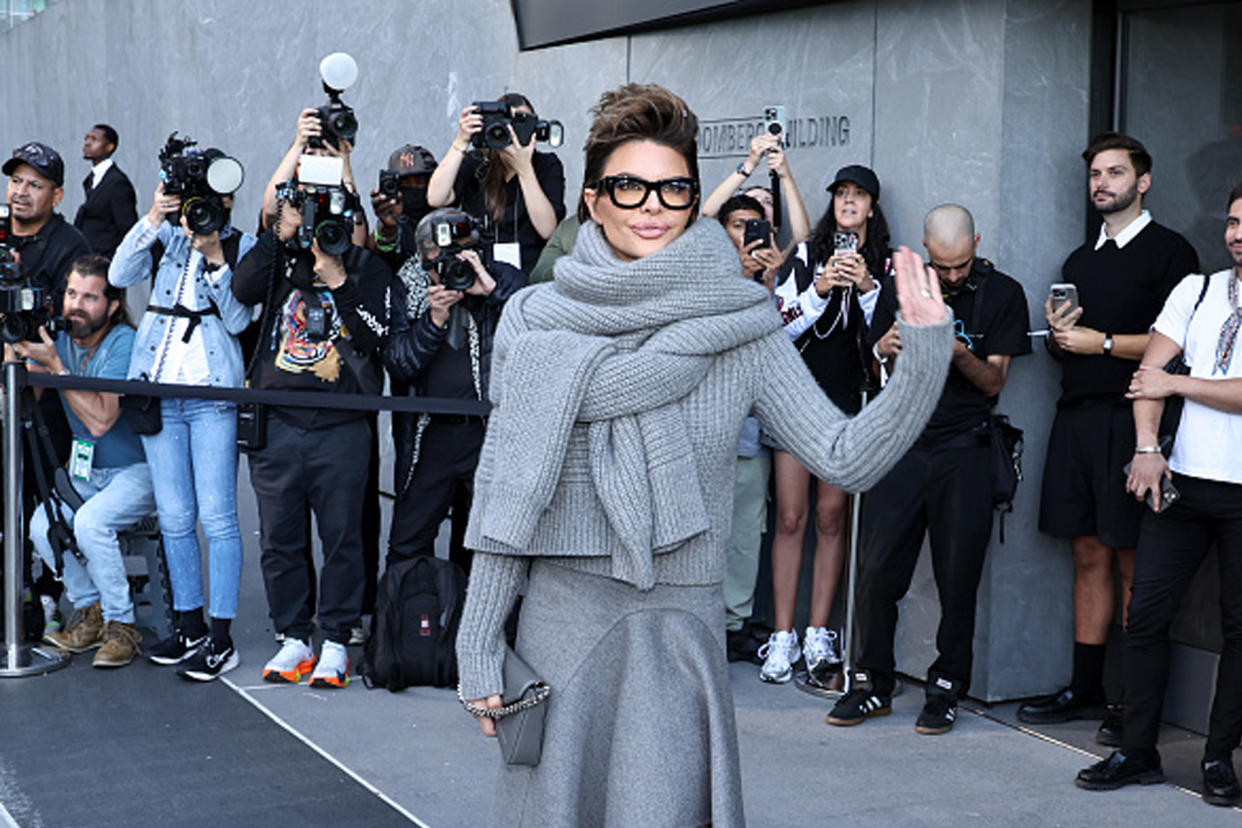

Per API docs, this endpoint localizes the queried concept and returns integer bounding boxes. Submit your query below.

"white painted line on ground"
[221,676,431,827]
[963,705,1242,813]
[0,800,19,828]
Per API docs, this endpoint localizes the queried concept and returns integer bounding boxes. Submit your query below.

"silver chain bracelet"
[457,682,551,720]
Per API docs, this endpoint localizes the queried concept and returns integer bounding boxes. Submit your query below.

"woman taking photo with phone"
[454,85,950,827]
[427,92,566,274]
[759,165,895,687]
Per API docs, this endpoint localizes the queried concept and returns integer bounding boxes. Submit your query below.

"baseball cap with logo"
[3,141,65,187]
[386,144,437,177]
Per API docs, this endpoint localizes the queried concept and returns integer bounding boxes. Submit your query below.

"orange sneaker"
[261,638,316,683]
[308,641,350,689]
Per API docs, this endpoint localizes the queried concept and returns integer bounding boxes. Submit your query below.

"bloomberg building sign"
[699,113,852,159]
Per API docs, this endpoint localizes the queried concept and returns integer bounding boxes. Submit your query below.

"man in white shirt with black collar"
[1075,182,1242,808]
[73,123,137,258]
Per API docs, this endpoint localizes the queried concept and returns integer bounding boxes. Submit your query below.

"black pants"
[249,416,370,645]
[388,419,483,576]
[1123,473,1242,760]
[856,437,993,697]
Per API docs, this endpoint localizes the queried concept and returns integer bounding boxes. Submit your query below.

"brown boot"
[93,621,142,668]
[44,602,104,652]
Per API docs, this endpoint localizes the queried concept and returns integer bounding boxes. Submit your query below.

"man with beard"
[1022,133,1199,745]
[13,255,155,668]
[73,124,138,258]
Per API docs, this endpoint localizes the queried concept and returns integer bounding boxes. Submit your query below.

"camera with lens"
[416,209,491,291]
[310,52,359,151]
[279,176,363,258]
[158,132,245,236]
[378,169,401,199]
[0,203,70,344]
[469,101,564,152]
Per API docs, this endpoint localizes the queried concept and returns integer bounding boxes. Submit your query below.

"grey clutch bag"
[458,647,551,767]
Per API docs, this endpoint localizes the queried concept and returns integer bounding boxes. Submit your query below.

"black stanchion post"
[0,359,65,677]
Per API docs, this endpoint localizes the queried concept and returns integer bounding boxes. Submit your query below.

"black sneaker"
[176,638,239,682]
[826,671,891,726]
[1202,758,1242,807]
[147,629,207,665]
[915,693,958,735]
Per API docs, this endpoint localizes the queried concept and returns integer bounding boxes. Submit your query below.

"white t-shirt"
[1153,269,1242,484]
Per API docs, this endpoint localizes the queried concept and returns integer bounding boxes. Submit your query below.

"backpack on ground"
[359,556,466,691]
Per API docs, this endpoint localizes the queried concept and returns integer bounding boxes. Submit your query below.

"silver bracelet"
[1134,445,1163,455]
[457,682,550,720]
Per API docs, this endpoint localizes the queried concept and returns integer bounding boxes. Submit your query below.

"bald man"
[827,204,1031,735]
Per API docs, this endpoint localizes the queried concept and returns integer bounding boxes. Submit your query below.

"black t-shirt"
[1057,220,1199,405]
[453,149,566,274]
[872,259,1031,442]
[11,213,92,296]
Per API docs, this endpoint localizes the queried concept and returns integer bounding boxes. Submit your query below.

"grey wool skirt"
[494,559,745,828]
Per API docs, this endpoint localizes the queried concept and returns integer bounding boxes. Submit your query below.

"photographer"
[13,255,155,668]
[369,143,438,271]
[702,133,811,249]
[108,144,256,680]
[3,142,92,294]
[427,93,565,273]
[232,178,393,689]
[382,208,524,575]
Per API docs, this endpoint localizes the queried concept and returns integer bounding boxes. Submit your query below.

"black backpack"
[359,556,467,691]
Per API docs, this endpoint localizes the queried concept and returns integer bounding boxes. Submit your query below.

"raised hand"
[893,246,948,326]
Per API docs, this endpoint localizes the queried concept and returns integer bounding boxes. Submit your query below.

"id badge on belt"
[70,438,94,482]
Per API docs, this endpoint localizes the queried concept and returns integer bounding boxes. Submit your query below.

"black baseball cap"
[387,144,437,177]
[3,141,65,187]
[828,164,880,200]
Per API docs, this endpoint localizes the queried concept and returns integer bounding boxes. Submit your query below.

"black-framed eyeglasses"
[593,175,699,210]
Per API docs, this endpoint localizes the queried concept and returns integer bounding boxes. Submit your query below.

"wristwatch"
[1102,333,1114,355]
[736,161,753,178]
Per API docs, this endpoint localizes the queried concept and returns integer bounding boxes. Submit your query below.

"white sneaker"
[309,640,350,689]
[803,626,842,686]
[261,637,316,684]
[758,629,801,684]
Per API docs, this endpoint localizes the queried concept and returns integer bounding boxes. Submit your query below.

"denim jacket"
[109,216,257,386]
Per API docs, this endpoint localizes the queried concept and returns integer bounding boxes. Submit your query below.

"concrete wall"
[0,0,1104,701]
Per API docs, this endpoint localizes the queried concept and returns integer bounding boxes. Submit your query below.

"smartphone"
[744,218,771,248]
[833,231,858,255]
[1121,461,1181,513]
[762,105,786,141]
[1049,283,1079,315]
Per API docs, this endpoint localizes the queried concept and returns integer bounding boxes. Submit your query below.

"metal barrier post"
[0,359,65,677]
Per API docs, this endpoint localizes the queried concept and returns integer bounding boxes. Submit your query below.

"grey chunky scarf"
[473,219,780,588]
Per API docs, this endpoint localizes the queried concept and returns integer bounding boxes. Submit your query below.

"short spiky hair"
[1083,131,1152,177]
[579,84,700,223]
[717,194,764,227]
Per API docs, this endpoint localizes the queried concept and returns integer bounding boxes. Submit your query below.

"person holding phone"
[701,132,811,249]
[757,165,891,686]
[1075,184,1242,806]
[1023,133,1200,745]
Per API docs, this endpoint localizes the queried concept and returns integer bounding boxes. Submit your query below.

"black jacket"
[73,164,138,258]
[232,229,395,429]
[11,213,91,296]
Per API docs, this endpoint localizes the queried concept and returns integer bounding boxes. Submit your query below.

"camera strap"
[145,295,221,343]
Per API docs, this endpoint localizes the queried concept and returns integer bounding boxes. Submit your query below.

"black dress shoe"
[1095,703,1123,747]
[1202,758,1242,807]
[726,628,763,665]
[1076,749,1164,791]
[1017,686,1106,724]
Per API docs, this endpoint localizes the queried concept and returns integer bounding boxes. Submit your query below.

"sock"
[1071,641,1106,699]
[178,608,207,638]
[209,616,232,647]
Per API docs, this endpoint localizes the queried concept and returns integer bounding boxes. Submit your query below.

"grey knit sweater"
[457,220,952,700]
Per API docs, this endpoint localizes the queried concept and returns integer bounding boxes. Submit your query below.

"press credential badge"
[70,438,94,482]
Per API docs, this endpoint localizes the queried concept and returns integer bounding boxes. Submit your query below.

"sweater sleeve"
[455,552,529,700]
[754,314,953,493]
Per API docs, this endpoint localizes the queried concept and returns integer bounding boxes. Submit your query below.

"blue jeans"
[31,463,156,623]
[140,397,243,619]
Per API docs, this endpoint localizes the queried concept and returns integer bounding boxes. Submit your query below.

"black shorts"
[1039,402,1145,549]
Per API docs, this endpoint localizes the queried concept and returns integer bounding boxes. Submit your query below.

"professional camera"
[310,52,359,151]
[415,208,490,291]
[470,101,564,152]
[0,204,70,344]
[158,132,245,236]
[278,165,363,258]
